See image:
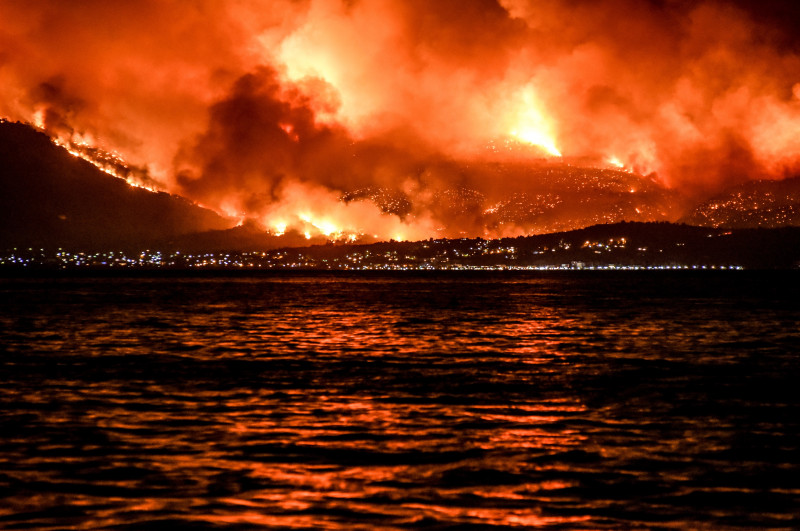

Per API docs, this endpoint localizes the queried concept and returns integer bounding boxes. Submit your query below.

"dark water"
[1,272,798,529]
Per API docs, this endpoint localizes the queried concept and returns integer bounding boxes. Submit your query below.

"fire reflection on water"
[0,337,590,524]
[1,275,798,528]
[8,388,590,528]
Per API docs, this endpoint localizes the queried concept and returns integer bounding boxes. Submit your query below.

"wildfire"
[29,113,161,193]
[218,202,246,225]
[510,129,561,157]
[607,156,624,168]
[265,211,363,242]
[32,109,46,130]
[505,87,561,157]
[3,1,799,242]
[291,213,363,242]
[251,181,438,243]
[271,221,288,236]
[53,138,160,192]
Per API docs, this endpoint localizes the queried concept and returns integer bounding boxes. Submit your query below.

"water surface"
[1,272,798,528]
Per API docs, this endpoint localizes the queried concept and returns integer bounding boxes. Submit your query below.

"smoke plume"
[2,0,799,238]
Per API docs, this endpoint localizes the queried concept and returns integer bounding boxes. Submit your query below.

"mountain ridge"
[0,121,233,250]
[3,120,800,254]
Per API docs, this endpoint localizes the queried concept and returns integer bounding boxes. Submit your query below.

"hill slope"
[681,177,800,228]
[0,121,232,249]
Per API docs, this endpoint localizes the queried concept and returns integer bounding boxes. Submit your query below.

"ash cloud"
[1,0,800,237]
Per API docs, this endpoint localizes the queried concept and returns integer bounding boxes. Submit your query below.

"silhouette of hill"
[157,221,328,252]
[0,121,232,250]
[268,221,800,270]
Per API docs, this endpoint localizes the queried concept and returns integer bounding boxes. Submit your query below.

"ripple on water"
[0,273,798,529]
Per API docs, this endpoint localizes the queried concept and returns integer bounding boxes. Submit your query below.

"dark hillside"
[0,121,231,250]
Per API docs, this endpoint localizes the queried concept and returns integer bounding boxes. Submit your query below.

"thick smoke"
[1,0,799,237]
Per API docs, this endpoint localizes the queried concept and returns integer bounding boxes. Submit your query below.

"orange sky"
[2,0,799,238]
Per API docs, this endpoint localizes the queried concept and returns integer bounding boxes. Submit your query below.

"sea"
[0,272,798,529]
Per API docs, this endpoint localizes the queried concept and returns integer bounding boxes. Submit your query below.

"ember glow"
[2,1,800,239]
[43,123,160,192]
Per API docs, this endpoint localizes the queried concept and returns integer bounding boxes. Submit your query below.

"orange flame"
[503,87,561,157]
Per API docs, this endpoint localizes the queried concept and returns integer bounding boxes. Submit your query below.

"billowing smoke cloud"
[2,0,799,238]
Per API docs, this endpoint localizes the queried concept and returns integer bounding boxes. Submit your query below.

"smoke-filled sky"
[2,0,800,239]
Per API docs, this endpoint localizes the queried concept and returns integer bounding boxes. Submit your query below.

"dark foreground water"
[0,272,798,529]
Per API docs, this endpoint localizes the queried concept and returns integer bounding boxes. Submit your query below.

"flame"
[510,129,561,157]
[298,213,347,239]
[271,221,287,236]
[315,220,339,237]
[53,138,160,192]
[27,113,163,193]
[255,182,437,243]
[32,108,46,130]
[279,122,299,141]
[506,87,561,157]
[607,156,624,168]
